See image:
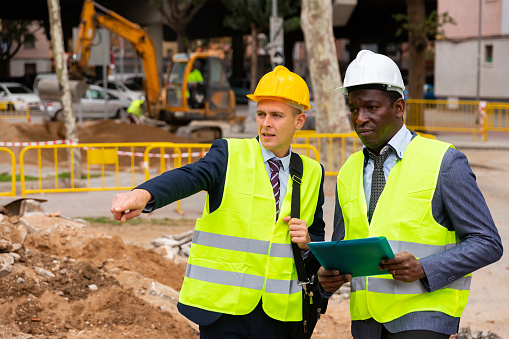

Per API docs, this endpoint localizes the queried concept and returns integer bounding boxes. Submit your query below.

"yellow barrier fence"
[0,147,17,196]
[19,143,156,197]
[294,131,363,176]
[485,103,509,133]
[405,99,509,141]
[0,101,31,122]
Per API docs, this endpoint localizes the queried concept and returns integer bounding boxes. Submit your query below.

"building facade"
[435,0,509,101]
[9,24,52,79]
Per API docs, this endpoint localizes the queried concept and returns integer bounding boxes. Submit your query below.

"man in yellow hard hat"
[110,66,326,338]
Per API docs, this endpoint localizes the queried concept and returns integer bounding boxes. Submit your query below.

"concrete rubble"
[150,230,193,261]
[455,327,502,339]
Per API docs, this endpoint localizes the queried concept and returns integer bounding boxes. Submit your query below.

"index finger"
[319,268,340,276]
[381,251,410,264]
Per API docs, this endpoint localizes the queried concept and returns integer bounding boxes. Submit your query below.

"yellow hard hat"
[247,66,311,111]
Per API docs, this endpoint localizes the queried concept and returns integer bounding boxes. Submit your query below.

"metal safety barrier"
[405,99,509,141]
[294,131,363,176]
[0,101,31,122]
[485,103,509,133]
[19,142,156,197]
[0,147,17,196]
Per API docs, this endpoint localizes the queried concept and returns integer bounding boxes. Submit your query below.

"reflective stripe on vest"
[185,263,302,295]
[337,136,471,322]
[178,138,323,322]
[387,239,459,258]
[352,276,472,294]
[191,230,294,257]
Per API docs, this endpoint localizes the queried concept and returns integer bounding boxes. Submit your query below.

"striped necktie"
[268,158,282,216]
[367,146,392,223]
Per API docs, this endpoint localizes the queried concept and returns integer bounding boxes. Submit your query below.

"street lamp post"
[476,0,482,101]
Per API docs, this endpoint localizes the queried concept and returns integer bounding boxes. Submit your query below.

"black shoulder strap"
[289,152,309,285]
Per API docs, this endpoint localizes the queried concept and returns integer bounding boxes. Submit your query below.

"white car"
[0,82,43,114]
[44,85,129,121]
[94,80,144,102]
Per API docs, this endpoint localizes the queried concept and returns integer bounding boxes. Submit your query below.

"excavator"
[62,0,238,141]
[69,0,160,116]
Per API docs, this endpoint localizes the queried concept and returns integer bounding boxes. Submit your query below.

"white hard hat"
[336,50,405,97]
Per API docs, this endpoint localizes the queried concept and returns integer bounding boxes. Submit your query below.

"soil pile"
[0,119,190,144]
[0,209,198,338]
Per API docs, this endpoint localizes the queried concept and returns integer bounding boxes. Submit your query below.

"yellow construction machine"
[155,51,238,140]
[70,0,160,115]
[65,0,239,141]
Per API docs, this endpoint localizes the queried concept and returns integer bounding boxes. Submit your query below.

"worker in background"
[110,66,326,338]
[187,59,205,108]
[126,98,144,124]
[318,50,503,339]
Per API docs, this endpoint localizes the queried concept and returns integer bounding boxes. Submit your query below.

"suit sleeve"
[136,138,228,211]
[332,185,346,242]
[419,148,503,291]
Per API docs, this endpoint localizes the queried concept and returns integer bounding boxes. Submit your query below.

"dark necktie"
[368,146,392,223]
[268,158,282,216]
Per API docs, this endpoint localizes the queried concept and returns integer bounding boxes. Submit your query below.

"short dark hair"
[383,90,403,106]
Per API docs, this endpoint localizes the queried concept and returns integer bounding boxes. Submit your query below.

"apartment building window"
[485,44,493,63]
[25,63,36,75]
[24,40,35,49]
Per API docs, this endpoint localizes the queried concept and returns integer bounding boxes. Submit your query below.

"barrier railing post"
[0,147,17,196]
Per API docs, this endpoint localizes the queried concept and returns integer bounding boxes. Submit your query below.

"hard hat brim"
[246,94,311,111]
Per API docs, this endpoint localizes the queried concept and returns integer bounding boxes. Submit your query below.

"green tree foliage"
[393,10,456,40]
[0,20,43,78]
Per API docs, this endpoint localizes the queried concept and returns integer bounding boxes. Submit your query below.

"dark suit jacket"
[138,138,326,326]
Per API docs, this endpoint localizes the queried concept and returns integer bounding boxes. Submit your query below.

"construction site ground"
[0,107,508,338]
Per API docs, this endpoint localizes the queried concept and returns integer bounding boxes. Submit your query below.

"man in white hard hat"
[111,66,326,338]
[318,50,502,339]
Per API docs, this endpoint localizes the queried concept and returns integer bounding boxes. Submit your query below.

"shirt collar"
[259,139,291,171]
[362,125,413,165]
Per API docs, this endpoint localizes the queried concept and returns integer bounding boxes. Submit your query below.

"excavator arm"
[70,0,160,115]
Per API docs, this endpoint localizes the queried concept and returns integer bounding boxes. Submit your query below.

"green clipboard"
[308,236,395,277]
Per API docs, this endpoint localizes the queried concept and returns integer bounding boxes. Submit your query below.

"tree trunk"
[249,23,259,93]
[405,0,427,127]
[176,28,187,53]
[47,0,82,179]
[0,61,9,78]
[230,34,246,79]
[301,0,351,171]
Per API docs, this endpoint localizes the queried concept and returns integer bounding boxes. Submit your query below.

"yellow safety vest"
[179,138,323,322]
[337,136,471,323]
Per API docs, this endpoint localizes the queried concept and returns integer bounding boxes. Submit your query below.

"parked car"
[0,82,43,113]
[94,79,144,102]
[44,85,129,121]
[229,77,250,104]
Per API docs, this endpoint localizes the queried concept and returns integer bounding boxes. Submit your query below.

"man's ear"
[395,98,406,119]
[295,112,306,130]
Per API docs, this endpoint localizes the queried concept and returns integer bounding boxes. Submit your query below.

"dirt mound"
[0,119,190,145]
[0,212,198,338]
